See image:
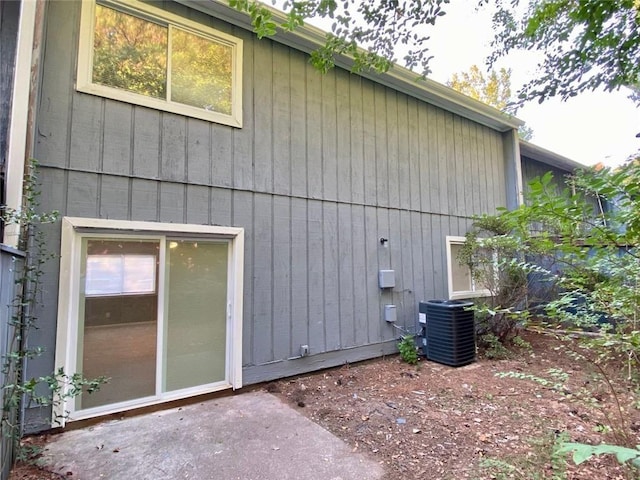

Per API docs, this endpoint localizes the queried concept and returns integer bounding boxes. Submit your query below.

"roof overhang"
[174,0,524,133]
[519,140,584,172]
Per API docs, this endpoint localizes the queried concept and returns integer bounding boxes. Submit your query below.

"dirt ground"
[10,331,640,479]
[267,331,639,480]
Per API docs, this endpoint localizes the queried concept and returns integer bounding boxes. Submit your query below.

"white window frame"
[55,217,244,425]
[77,0,243,128]
[445,235,491,300]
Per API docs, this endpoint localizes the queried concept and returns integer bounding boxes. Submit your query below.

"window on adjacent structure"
[78,0,242,127]
[446,236,492,300]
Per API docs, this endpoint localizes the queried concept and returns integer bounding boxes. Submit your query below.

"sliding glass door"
[74,235,231,413]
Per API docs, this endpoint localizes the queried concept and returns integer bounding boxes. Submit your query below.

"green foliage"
[397,335,419,365]
[448,65,512,111]
[471,157,640,477]
[447,64,534,140]
[488,0,640,104]
[228,0,639,111]
[480,333,511,359]
[461,218,532,346]
[478,457,518,479]
[496,368,568,392]
[557,442,640,470]
[512,335,532,350]
[93,4,168,99]
[518,124,534,142]
[227,0,449,75]
[498,352,640,476]
[465,158,640,357]
[92,5,234,115]
[1,161,107,469]
[478,431,569,480]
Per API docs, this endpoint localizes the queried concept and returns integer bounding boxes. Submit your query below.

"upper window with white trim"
[446,236,492,300]
[77,0,243,127]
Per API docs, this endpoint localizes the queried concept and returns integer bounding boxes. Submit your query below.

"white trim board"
[54,217,244,426]
[4,0,38,247]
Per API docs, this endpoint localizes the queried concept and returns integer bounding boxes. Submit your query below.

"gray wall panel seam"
[363,208,370,344]
[320,74,325,199]
[288,196,293,357]
[184,117,189,193]
[288,50,293,196]
[64,6,76,171]
[336,201,342,349]
[305,200,310,352]
[207,186,212,226]
[96,174,102,218]
[270,45,275,196]
[128,106,135,220]
[350,204,356,347]
[415,101,423,217]
[270,194,275,361]
[183,176,188,224]
[320,200,326,352]
[36,163,491,221]
[158,112,164,204]
[250,193,256,364]
[207,123,213,186]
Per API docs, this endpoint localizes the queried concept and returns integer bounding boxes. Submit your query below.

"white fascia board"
[519,140,585,172]
[174,0,524,132]
[4,0,38,248]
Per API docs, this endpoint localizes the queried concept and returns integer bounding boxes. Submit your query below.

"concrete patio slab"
[41,391,385,480]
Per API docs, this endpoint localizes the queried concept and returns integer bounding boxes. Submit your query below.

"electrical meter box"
[378,270,395,289]
[384,304,397,322]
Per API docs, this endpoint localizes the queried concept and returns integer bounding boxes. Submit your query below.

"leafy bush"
[463,157,640,361]
[471,157,640,475]
[479,333,511,359]
[397,335,419,365]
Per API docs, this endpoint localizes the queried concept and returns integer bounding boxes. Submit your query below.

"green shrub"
[397,335,419,365]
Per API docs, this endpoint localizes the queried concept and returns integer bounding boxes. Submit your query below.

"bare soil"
[10,331,640,479]
[267,331,639,479]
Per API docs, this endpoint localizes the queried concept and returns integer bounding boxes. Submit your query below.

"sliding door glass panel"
[78,239,159,409]
[165,240,228,391]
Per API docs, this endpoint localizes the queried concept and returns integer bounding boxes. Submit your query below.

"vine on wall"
[1,160,105,470]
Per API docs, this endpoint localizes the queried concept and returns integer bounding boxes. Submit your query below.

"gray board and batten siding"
[0,246,25,478]
[520,140,584,202]
[522,156,572,201]
[30,0,512,416]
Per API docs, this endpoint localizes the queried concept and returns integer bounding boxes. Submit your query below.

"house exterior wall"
[0,0,20,173]
[521,156,571,201]
[0,246,25,480]
[28,0,511,425]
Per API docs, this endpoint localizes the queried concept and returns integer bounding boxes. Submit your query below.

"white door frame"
[54,217,244,425]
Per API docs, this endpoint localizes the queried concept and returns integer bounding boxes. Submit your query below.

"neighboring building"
[5,0,586,433]
[519,140,584,200]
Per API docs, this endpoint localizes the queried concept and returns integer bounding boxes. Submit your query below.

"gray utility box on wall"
[421,300,475,367]
[384,304,397,322]
[378,270,395,289]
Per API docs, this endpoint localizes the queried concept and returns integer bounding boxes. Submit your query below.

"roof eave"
[175,0,524,132]
[519,140,584,172]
